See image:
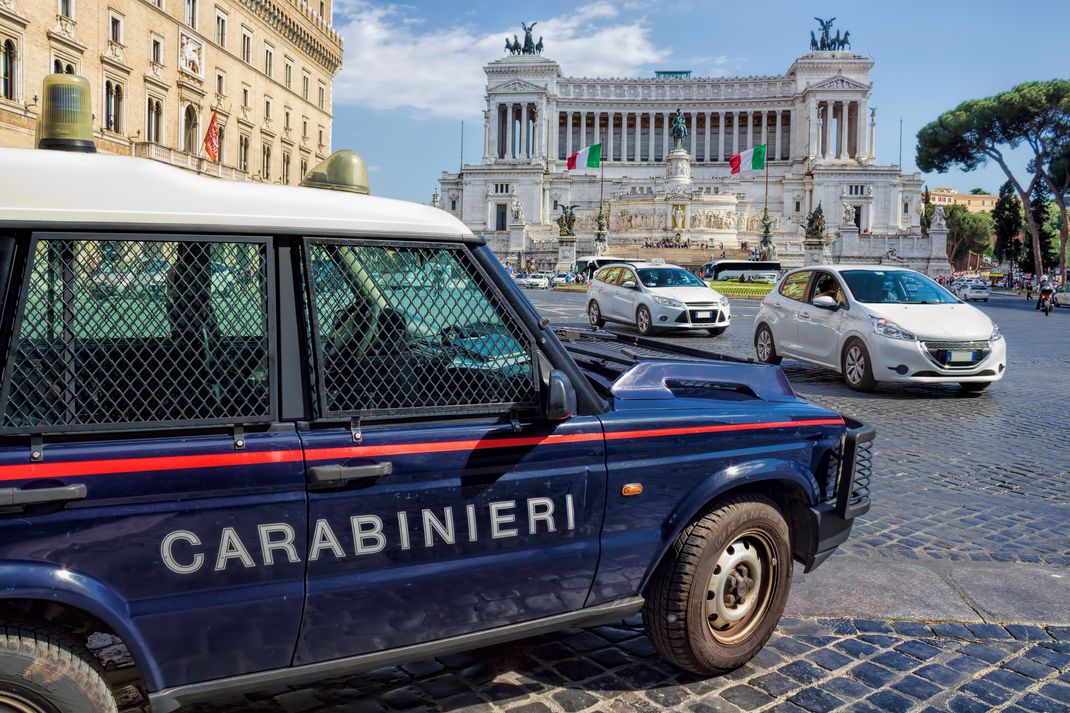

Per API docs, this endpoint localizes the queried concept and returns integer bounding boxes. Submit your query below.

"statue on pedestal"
[804,204,827,242]
[931,205,947,229]
[670,107,688,149]
[510,192,524,222]
[555,204,577,237]
[842,201,856,225]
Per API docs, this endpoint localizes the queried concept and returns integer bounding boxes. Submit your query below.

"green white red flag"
[566,143,601,170]
[729,144,766,174]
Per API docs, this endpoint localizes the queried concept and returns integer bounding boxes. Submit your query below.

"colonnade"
[806,98,870,160]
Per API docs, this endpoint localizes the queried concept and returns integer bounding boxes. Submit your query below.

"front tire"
[587,300,605,328]
[636,305,654,336]
[754,325,782,365]
[842,338,876,392]
[0,623,118,713]
[644,496,792,675]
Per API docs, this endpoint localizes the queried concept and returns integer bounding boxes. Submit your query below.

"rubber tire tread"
[754,325,782,365]
[643,495,789,676]
[0,622,118,713]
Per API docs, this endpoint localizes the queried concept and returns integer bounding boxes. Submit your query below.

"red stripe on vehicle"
[0,418,843,482]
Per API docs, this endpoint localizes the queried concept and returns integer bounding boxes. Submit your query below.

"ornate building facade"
[439,26,947,274]
[0,0,341,183]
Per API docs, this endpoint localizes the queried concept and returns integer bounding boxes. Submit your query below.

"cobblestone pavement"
[194,293,1070,713]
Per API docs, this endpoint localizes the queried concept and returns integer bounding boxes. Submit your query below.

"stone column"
[621,112,629,162]
[807,98,817,159]
[858,97,869,160]
[761,110,768,153]
[520,103,529,158]
[483,105,491,160]
[648,112,655,161]
[505,104,514,159]
[566,111,573,157]
[690,112,697,156]
[718,111,725,161]
[488,103,498,160]
[838,101,848,159]
[580,111,587,150]
[775,110,783,161]
[869,109,877,160]
[607,112,614,162]
[662,112,669,160]
[593,111,600,146]
[704,113,711,162]
[732,111,740,156]
[823,101,832,158]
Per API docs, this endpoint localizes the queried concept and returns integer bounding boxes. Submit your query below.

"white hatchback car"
[753,265,1006,392]
[587,262,731,336]
[957,282,990,302]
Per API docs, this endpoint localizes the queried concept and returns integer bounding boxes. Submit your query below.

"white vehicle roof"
[0,148,472,240]
[601,262,685,270]
[790,264,918,273]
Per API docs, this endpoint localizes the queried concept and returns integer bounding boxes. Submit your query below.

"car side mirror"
[812,295,839,310]
[546,369,577,421]
[620,280,637,289]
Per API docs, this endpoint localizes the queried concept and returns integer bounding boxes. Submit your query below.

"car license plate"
[949,350,973,362]
[695,311,712,319]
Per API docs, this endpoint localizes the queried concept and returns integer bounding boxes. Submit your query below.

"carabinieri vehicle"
[0,77,873,713]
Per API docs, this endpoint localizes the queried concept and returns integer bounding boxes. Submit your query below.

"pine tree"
[1019,182,1057,275]
[992,181,1023,265]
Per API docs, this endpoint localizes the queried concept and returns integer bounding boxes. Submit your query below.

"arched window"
[147,98,162,143]
[183,104,198,153]
[104,81,123,132]
[1,40,15,100]
[65,63,74,74]
[53,59,62,74]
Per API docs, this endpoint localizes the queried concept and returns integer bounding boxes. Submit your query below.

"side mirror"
[546,369,577,421]
[620,280,637,290]
[812,295,839,310]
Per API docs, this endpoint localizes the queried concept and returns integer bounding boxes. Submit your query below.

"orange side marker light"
[621,483,643,497]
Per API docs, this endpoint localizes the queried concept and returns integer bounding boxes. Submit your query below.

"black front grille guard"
[835,417,876,519]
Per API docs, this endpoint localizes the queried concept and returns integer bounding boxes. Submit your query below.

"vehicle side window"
[618,269,637,287]
[809,272,847,306]
[593,268,611,283]
[1,235,271,431]
[601,267,623,286]
[305,240,537,420]
[778,271,812,302]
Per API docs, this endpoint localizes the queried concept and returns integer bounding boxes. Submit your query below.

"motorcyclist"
[1036,274,1055,310]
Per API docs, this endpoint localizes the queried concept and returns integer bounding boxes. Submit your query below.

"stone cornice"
[238,0,342,75]
[0,1,29,28]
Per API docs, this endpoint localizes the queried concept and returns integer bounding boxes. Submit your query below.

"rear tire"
[754,325,782,365]
[636,305,654,336]
[644,496,792,675]
[842,338,876,392]
[587,300,605,328]
[0,622,118,713]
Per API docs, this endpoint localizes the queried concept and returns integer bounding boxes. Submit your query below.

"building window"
[215,10,226,47]
[104,80,123,133]
[848,184,864,196]
[904,202,910,215]
[241,84,249,108]
[284,109,290,129]
[264,45,273,76]
[450,199,457,211]
[317,126,323,147]
[302,72,309,100]
[282,152,290,183]
[151,36,162,64]
[302,119,307,138]
[182,104,198,152]
[53,59,62,74]
[215,70,224,95]
[109,14,123,44]
[318,1,324,16]
[241,28,252,63]
[264,97,271,120]
[299,158,307,178]
[795,200,801,213]
[261,143,271,180]
[1,39,15,100]
[146,97,162,142]
[184,0,196,28]
[318,82,325,109]
[217,124,225,163]
[238,134,249,172]
[284,60,292,89]
[58,0,72,18]
[495,203,507,231]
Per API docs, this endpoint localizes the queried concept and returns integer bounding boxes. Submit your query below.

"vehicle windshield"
[637,268,705,288]
[841,270,958,304]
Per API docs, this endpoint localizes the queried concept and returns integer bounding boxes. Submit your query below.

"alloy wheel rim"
[705,530,777,644]
[757,330,771,360]
[845,346,864,384]
[638,309,649,332]
[0,693,48,713]
[589,303,599,325]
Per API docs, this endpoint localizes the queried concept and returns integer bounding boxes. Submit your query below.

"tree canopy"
[992,180,1023,266]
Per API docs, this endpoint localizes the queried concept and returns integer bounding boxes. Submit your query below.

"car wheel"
[636,305,654,336]
[707,327,727,337]
[0,622,119,713]
[753,325,782,365]
[587,301,605,328]
[960,382,990,392]
[644,495,792,675]
[842,338,876,392]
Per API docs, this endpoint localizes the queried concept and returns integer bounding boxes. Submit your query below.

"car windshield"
[637,268,705,288]
[840,270,958,304]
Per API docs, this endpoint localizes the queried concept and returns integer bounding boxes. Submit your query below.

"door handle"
[0,484,87,507]
[308,462,392,487]
[799,312,811,320]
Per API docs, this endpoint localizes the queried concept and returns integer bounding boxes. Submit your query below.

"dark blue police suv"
[0,145,872,713]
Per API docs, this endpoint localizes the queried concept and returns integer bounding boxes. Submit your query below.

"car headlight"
[868,315,916,341]
[717,295,730,307]
[653,296,684,308]
[990,324,1003,342]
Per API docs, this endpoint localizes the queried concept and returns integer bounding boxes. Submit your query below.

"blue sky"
[329,0,1070,203]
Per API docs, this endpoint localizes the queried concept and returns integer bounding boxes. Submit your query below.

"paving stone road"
[193,291,1070,713]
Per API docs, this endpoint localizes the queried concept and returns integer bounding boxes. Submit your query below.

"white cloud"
[331,1,668,120]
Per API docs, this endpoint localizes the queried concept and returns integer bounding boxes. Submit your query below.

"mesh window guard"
[0,236,272,431]
[306,240,537,419]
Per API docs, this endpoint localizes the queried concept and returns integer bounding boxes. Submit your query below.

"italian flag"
[566,143,601,171]
[729,143,766,174]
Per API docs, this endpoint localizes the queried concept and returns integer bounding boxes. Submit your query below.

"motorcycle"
[1040,293,1054,315]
